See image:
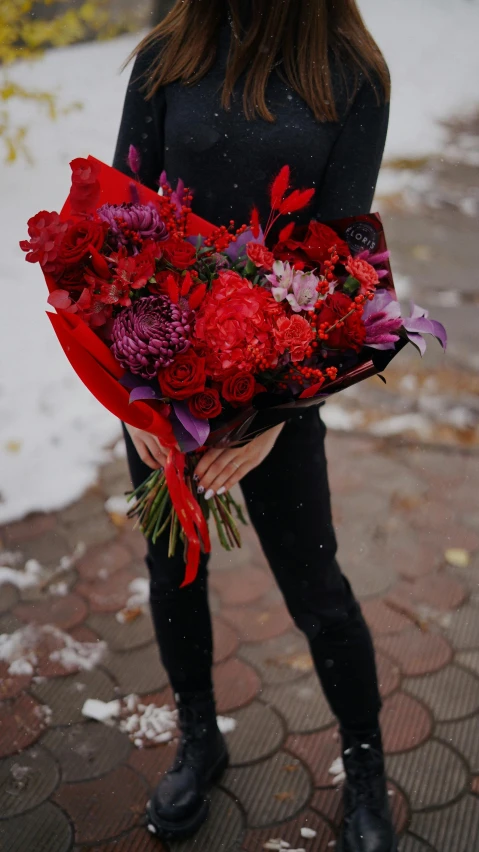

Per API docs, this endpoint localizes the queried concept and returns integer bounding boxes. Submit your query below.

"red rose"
[272,234,308,266]
[246,242,275,269]
[274,315,314,362]
[162,238,197,269]
[273,222,349,268]
[345,255,379,295]
[301,222,349,264]
[188,388,222,419]
[57,265,87,293]
[316,292,366,352]
[59,220,107,265]
[69,158,101,213]
[158,352,206,400]
[221,372,256,407]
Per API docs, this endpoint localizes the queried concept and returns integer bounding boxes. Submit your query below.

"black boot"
[338,730,398,852]
[146,690,229,840]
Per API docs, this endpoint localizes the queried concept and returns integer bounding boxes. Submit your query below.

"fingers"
[206,462,249,498]
[197,451,244,498]
[194,448,224,482]
[144,436,168,468]
[214,463,249,496]
[136,439,162,470]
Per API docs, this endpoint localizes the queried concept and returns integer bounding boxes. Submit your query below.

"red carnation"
[316,292,366,352]
[20,210,68,275]
[345,255,379,295]
[59,219,107,265]
[274,315,314,362]
[158,352,206,400]
[162,238,197,269]
[222,372,256,407]
[194,269,284,378]
[69,158,101,213]
[246,242,275,270]
[188,388,222,420]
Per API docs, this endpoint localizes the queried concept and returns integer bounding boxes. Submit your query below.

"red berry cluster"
[203,222,249,253]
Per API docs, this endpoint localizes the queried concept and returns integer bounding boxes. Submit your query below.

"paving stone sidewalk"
[0,429,478,852]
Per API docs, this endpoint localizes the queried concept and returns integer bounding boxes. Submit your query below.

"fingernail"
[204,489,215,500]
[217,486,226,496]
[197,485,205,495]
[193,473,200,482]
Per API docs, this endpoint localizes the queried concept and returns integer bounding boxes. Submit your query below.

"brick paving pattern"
[0,433,478,852]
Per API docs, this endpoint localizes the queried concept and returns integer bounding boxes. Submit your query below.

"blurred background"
[1,0,478,521]
[0,4,478,851]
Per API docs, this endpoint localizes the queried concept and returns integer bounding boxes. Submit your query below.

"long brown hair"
[133,0,390,123]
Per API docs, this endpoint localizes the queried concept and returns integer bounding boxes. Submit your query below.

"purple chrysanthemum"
[111,295,192,377]
[98,202,168,248]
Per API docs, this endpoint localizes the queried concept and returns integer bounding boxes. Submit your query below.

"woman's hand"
[124,423,169,470]
[194,423,284,499]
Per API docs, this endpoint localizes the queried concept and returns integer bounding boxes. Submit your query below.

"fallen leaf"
[274,791,294,802]
[267,652,313,673]
[116,607,142,624]
[444,548,470,568]
[282,764,299,773]
[5,440,22,454]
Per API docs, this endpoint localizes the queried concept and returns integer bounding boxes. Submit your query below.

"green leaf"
[343,275,360,295]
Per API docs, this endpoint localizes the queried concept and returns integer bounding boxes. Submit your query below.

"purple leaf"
[129,386,163,403]
[405,331,427,356]
[173,402,210,449]
[224,227,264,262]
[403,304,447,350]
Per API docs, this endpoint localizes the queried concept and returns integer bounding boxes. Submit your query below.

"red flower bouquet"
[21,154,446,585]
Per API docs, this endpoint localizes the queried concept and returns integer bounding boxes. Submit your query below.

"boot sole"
[145,748,229,841]
[337,836,398,852]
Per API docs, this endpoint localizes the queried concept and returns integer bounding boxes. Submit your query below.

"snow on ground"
[2,2,479,523]
[359,0,479,162]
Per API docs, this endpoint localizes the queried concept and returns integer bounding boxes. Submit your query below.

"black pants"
[123,408,382,734]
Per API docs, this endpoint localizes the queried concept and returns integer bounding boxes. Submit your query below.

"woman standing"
[113,2,396,849]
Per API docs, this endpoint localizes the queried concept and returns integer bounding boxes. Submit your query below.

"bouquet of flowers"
[21,152,446,584]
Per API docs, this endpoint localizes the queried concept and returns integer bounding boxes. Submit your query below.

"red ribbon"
[164,447,211,586]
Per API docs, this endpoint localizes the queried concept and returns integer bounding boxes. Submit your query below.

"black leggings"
[123,408,382,734]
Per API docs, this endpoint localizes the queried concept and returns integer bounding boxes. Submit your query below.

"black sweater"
[113,22,389,228]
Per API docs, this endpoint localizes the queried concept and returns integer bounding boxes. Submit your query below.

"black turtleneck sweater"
[113,20,389,228]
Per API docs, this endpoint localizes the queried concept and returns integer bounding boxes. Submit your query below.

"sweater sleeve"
[112,49,165,191]
[315,77,389,220]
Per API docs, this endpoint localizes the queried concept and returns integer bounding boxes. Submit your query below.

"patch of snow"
[126,577,149,608]
[118,696,178,748]
[393,274,412,300]
[321,405,364,432]
[369,413,432,440]
[300,827,317,839]
[217,715,237,734]
[0,551,23,567]
[49,581,69,596]
[359,0,479,160]
[328,756,346,785]
[0,623,107,675]
[104,495,130,516]
[112,439,127,459]
[147,824,157,835]
[82,698,121,723]
[0,558,42,589]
